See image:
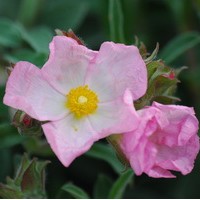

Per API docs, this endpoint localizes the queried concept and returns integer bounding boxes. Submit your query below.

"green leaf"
[147,61,162,83]
[0,123,25,149]
[0,154,49,198]
[14,154,31,186]
[108,0,125,43]
[0,18,22,48]
[21,158,49,198]
[152,95,180,105]
[5,49,48,67]
[0,184,23,199]
[0,149,12,182]
[153,75,178,96]
[20,26,53,54]
[85,143,124,174]
[0,86,10,122]
[0,0,21,20]
[108,169,134,199]
[159,32,200,64]
[174,66,188,77]
[18,0,43,27]
[39,0,89,30]
[107,135,130,168]
[23,137,53,157]
[144,43,159,64]
[12,110,43,137]
[93,174,113,199]
[62,183,89,199]
[147,61,171,84]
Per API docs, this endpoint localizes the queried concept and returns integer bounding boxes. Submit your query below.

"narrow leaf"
[5,49,48,67]
[62,183,89,199]
[108,0,125,43]
[20,26,53,54]
[0,18,22,47]
[0,123,25,148]
[39,0,89,31]
[18,0,42,27]
[108,169,134,199]
[0,184,22,199]
[160,32,200,64]
[85,143,123,174]
[93,174,113,198]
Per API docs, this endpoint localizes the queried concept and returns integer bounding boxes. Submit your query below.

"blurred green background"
[0,0,200,198]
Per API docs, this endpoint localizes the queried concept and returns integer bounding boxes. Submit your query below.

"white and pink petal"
[42,36,97,95]
[42,114,98,167]
[88,89,139,136]
[3,61,68,121]
[86,42,147,102]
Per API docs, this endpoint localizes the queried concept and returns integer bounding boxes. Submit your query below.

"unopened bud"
[12,110,42,136]
[6,63,15,76]
[162,70,176,80]
[55,28,85,46]
[0,154,50,199]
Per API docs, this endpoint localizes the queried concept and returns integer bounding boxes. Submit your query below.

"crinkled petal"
[129,141,157,176]
[156,135,200,175]
[42,114,100,167]
[153,101,195,115]
[121,107,165,153]
[120,103,199,178]
[152,102,199,146]
[88,89,139,136]
[119,107,159,174]
[3,61,68,121]
[147,166,176,178]
[86,42,147,102]
[42,36,97,95]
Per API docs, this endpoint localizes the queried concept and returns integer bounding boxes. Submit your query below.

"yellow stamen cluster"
[66,85,99,118]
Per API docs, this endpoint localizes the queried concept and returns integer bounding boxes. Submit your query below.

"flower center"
[66,85,99,118]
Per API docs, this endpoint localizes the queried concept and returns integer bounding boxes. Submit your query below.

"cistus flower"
[119,102,199,178]
[3,36,147,167]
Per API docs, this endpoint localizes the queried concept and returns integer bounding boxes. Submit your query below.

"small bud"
[0,154,50,199]
[135,57,181,109]
[55,28,85,46]
[12,110,43,136]
[6,63,16,76]
[144,43,159,64]
[162,70,176,80]
[134,36,149,59]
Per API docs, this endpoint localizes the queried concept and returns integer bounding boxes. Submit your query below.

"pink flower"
[119,102,199,178]
[3,36,147,167]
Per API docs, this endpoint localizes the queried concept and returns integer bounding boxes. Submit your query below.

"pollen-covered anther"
[66,85,99,118]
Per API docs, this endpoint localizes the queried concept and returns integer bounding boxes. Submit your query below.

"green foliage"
[5,50,48,67]
[135,57,182,110]
[0,0,200,199]
[35,0,89,31]
[0,154,49,198]
[0,123,25,149]
[0,19,53,67]
[108,169,134,199]
[20,26,53,54]
[0,18,22,48]
[108,0,125,43]
[85,143,124,174]
[18,0,43,28]
[160,32,200,64]
[12,110,42,137]
[61,183,90,199]
[93,174,113,198]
